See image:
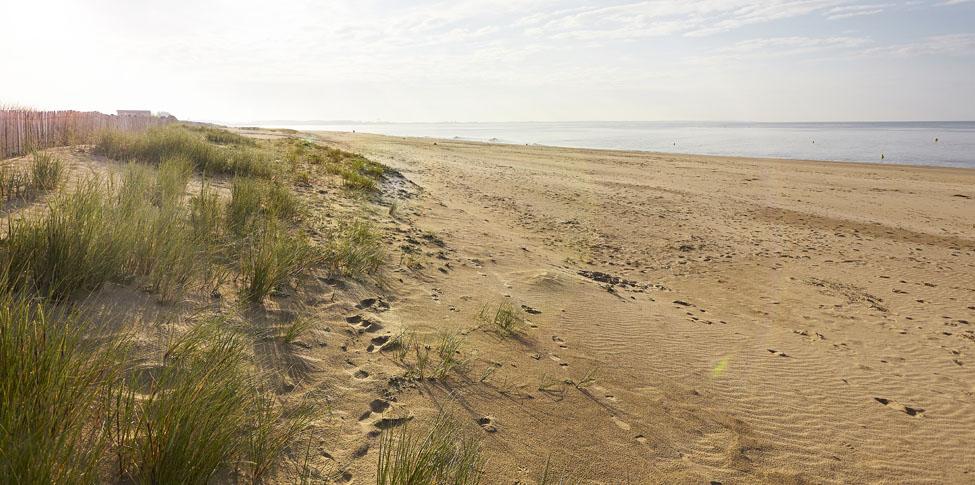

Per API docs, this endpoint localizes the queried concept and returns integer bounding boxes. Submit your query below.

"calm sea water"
[253,121,975,168]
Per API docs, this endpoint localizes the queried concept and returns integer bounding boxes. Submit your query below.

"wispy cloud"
[826,3,890,19]
[517,1,853,39]
[860,33,975,57]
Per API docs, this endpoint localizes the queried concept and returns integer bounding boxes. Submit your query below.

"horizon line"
[216,119,975,126]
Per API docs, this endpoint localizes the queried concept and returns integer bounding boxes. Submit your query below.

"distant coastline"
[238,121,975,168]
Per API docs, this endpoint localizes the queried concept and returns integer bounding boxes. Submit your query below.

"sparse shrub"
[377,414,483,485]
[328,219,385,277]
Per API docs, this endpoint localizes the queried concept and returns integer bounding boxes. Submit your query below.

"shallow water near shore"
[254,121,975,168]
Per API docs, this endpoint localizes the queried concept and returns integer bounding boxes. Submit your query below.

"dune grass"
[117,321,255,484]
[0,288,123,485]
[244,395,314,482]
[227,176,267,234]
[189,180,224,241]
[0,125,395,483]
[388,330,468,381]
[1,160,221,301]
[478,300,525,337]
[0,152,65,201]
[327,154,385,192]
[0,165,33,201]
[2,178,132,299]
[377,414,483,485]
[94,124,273,177]
[240,221,317,304]
[192,126,258,147]
[29,152,66,191]
[328,219,385,278]
[279,138,385,192]
[227,177,302,235]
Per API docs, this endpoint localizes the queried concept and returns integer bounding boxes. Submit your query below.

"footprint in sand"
[356,297,390,312]
[874,397,925,417]
[366,335,391,352]
[521,304,542,315]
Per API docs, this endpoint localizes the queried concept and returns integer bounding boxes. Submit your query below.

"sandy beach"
[307,131,975,483]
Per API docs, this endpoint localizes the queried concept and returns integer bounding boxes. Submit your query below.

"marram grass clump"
[240,221,317,304]
[0,288,123,484]
[94,124,274,177]
[377,414,483,485]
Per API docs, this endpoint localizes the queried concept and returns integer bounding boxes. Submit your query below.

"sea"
[248,121,975,168]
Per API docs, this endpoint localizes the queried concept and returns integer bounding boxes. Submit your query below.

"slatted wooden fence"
[0,110,174,159]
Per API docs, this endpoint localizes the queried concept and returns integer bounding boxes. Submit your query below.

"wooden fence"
[0,110,174,159]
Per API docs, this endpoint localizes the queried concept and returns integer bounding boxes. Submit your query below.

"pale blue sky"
[1,0,973,122]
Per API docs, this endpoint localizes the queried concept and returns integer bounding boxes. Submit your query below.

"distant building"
[117,110,152,118]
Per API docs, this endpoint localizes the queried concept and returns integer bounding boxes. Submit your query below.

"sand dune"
[311,132,975,483]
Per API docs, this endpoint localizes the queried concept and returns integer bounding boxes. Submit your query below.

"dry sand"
[309,132,975,483]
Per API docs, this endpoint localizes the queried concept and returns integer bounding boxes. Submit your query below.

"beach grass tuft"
[240,221,317,304]
[0,288,122,484]
[377,414,483,485]
[328,219,385,278]
[478,300,525,337]
[29,152,66,191]
[117,320,254,484]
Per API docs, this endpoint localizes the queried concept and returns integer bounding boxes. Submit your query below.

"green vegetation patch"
[94,124,274,177]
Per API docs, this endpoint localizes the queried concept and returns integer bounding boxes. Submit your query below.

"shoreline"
[296,129,975,173]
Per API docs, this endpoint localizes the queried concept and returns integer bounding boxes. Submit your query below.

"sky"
[1,0,973,123]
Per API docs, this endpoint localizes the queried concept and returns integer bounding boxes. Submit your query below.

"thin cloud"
[826,3,890,19]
